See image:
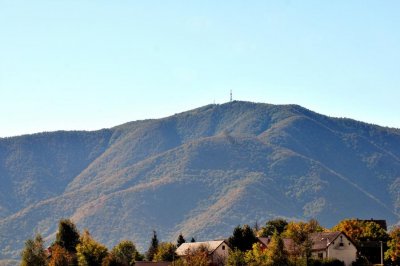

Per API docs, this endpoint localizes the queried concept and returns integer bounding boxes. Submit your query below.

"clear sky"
[1,1,399,137]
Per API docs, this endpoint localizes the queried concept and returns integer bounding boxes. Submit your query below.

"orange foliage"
[48,244,76,266]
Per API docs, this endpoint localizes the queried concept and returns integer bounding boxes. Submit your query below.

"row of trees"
[20,218,400,266]
[227,231,292,266]
[20,219,196,266]
[226,220,331,266]
[225,218,400,266]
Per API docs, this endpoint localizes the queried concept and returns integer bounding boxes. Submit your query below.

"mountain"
[1,101,400,261]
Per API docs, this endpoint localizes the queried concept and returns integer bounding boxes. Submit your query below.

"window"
[318,253,323,259]
[339,236,344,247]
[222,245,225,250]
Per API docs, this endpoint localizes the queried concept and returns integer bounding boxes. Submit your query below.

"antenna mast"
[230,90,232,102]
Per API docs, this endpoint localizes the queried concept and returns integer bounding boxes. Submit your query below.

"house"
[175,240,230,266]
[310,232,357,266]
[259,231,357,266]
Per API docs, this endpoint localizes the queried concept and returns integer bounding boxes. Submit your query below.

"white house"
[310,232,357,266]
[259,231,357,266]
[175,240,230,266]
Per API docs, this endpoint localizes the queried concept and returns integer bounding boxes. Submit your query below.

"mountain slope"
[0,101,399,260]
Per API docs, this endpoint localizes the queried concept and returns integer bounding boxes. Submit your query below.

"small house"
[175,240,230,266]
[310,232,357,266]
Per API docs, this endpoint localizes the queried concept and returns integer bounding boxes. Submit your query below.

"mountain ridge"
[1,101,399,260]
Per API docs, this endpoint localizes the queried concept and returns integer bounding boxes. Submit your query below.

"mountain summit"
[1,101,400,260]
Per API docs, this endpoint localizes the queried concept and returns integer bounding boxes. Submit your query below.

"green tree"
[146,231,159,261]
[385,226,400,264]
[110,240,142,265]
[265,231,290,266]
[244,243,268,266]
[154,242,176,262]
[360,220,388,242]
[260,218,288,237]
[190,237,196,243]
[229,225,258,251]
[76,230,108,266]
[55,219,80,253]
[283,220,318,262]
[226,248,246,266]
[177,233,186,247]
[20,234,48,266]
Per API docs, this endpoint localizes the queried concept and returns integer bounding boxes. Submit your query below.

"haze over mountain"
[1,101,400,262]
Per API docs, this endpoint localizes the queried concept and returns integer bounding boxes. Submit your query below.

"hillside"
[1,101,400,261]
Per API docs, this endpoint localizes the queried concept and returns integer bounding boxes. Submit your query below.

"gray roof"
[310,232,342,251]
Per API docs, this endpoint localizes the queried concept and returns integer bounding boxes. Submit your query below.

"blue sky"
[1,1,399,137]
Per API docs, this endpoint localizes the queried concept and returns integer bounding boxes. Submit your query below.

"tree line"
[225,218,397,266]
[20,218,400,266]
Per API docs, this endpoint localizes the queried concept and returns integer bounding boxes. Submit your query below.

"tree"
[55,219,80,253]
[146,231,159,261]
[190,237,196,243]
[260,218,288,237]
[361,220,388,242]
[229,226,245,251]
[226,249,246,266]
[76,230,108,266]
[265,231,290,266]
[307,219,324,233]
[333,219,388,264]
[385,226,400,264]
[110,240,142,266]
[283,220,318,261]
[101,254,119,266]
[332,219,388,244]
[308,258,344,266]
[154,242,176,262]
[244,243,268,266]
[181,244,209,266]
[48,244,76,266]
[177,233,186,247]
[229,225,258,251]
[20,234,48,266]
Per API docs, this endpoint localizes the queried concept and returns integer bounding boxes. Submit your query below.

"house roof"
[258,237,296,254]
[176,240,229,256]
[258,237,270,247]
[310,232,342,251]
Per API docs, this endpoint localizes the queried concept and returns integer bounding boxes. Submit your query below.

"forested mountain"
[1,101,400,261]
